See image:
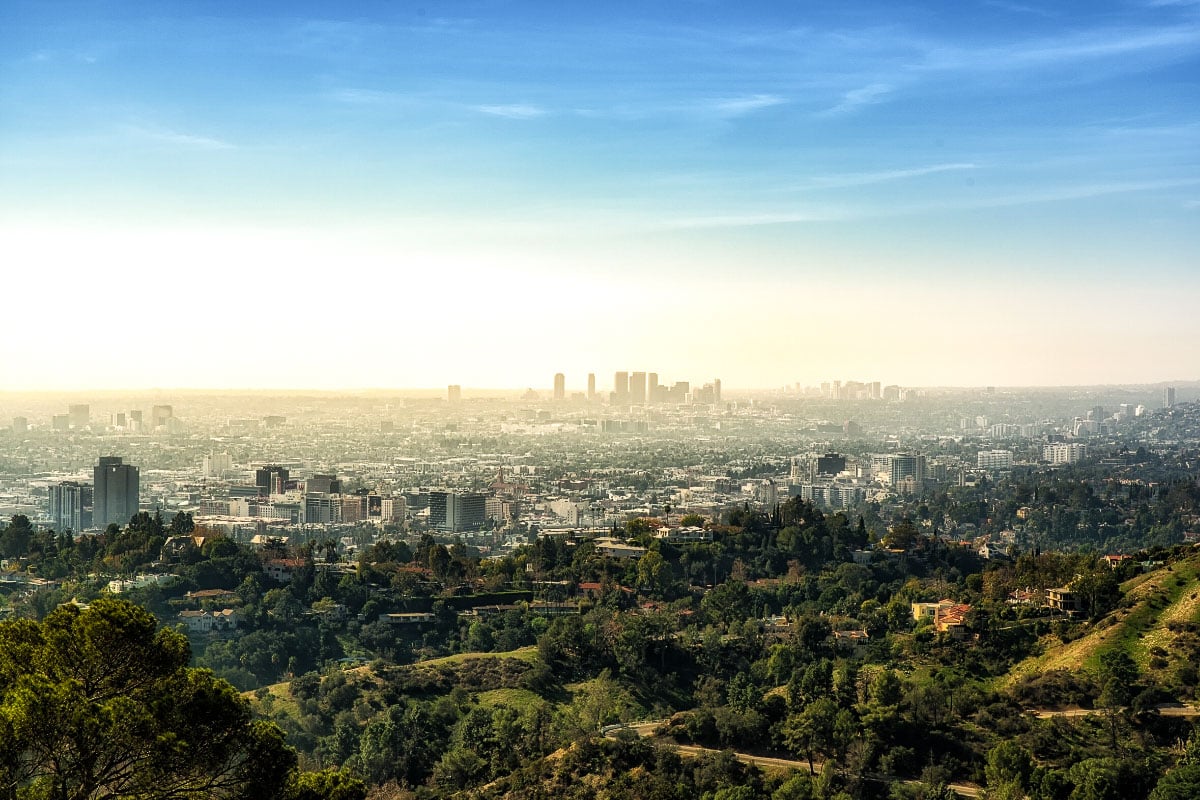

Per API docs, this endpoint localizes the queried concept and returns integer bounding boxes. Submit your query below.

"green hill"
[1006,549,1200,688]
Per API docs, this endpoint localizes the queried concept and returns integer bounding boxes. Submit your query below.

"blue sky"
[2,1,1197,390]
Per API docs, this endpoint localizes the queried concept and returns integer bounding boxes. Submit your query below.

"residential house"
[179,608,239,634]
[833,629,870,653]
[1047,587,1081,613]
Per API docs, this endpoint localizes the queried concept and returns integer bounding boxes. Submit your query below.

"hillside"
[1006,550,1200,689]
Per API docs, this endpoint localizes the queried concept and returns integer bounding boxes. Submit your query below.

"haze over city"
[2,0,1197,391]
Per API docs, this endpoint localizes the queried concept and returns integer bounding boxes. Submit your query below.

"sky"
[1,0,1197,392]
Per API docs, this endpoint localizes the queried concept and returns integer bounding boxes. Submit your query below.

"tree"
[169,511,196,535]
[1150,764,1200,800]
[284,768,366,800]
[1,515,34,559]
[783,697,838,774]
[636,550,668,594]
[0,598,296,800]
[985,740,1033,793]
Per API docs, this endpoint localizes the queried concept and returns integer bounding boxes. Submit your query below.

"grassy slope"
[1006,551,1200,686]
[244,645,541,715]
[415,645,539,668]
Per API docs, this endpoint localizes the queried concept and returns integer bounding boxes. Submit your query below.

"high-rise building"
[93,456,139,528]
[977,450,1014,470]
[1043,443,1087,465]
[587,373,596,402]
[816,453,847,476]
[448,384,462,404]
[647,373,659,403]
[553,373,565,401]
[306,474,341,494]
[151,405,173,429]
[1165,387,1176,408]
[255,466,290,496]
[876,453,925,486]
[713,378,722,403]
[11,417,27,434]
[48,481,92,532]
[68,404,90,430]
[203,452,233,477]
[613,371,629,402]
[630,372,647,404]
[428,491,486,532]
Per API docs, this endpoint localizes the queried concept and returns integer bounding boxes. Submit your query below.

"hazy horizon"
[0,378,1195,398]
[3,1,1196,391]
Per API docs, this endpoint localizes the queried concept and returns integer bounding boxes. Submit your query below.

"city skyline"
[2,1,1197,391]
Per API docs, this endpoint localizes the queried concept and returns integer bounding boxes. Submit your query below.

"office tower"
[447,384,462,404]
[816,453,846,476]
[48,481,92,532]
[630,372,647,404]
[428,491,486,532]
[888,453,921,484]
[306,474,341,494]
[613,371,629,402]
[255,465,290,496]
[93,456,139,528]
[68,404,90,430]
[203,452,233,477]
[553,372,565,401]
[713,378,721,403]
[51,415,70,431]
[587,373,596,401]
[870,381,881,400]
[11,417,27,434]
[647,373,658,403]
[151,405,173,428]
[1165,387,1176,408]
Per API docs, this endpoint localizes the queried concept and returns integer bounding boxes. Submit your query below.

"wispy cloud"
[659,176,1199,230]
[803,163,978,189]
[895,177,1200,215]
[475,104,547,119]
[708,94,787,117]
[27,49,100,65]
[661,208,850,229]
[816,83,894,117]
[982,1,1057,18]
[327,88,403,105]
[123,124,234,150]
[919,24,1200,73]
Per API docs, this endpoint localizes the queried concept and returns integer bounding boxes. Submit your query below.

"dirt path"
[1033,703,1200,719]
[606,721,982,798]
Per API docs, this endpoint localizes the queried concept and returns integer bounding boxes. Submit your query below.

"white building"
[1043,443,1087,465]
[976,450,1014,470]
[178,608,239,634]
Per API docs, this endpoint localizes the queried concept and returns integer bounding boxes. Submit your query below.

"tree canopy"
[0,598,296,800]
